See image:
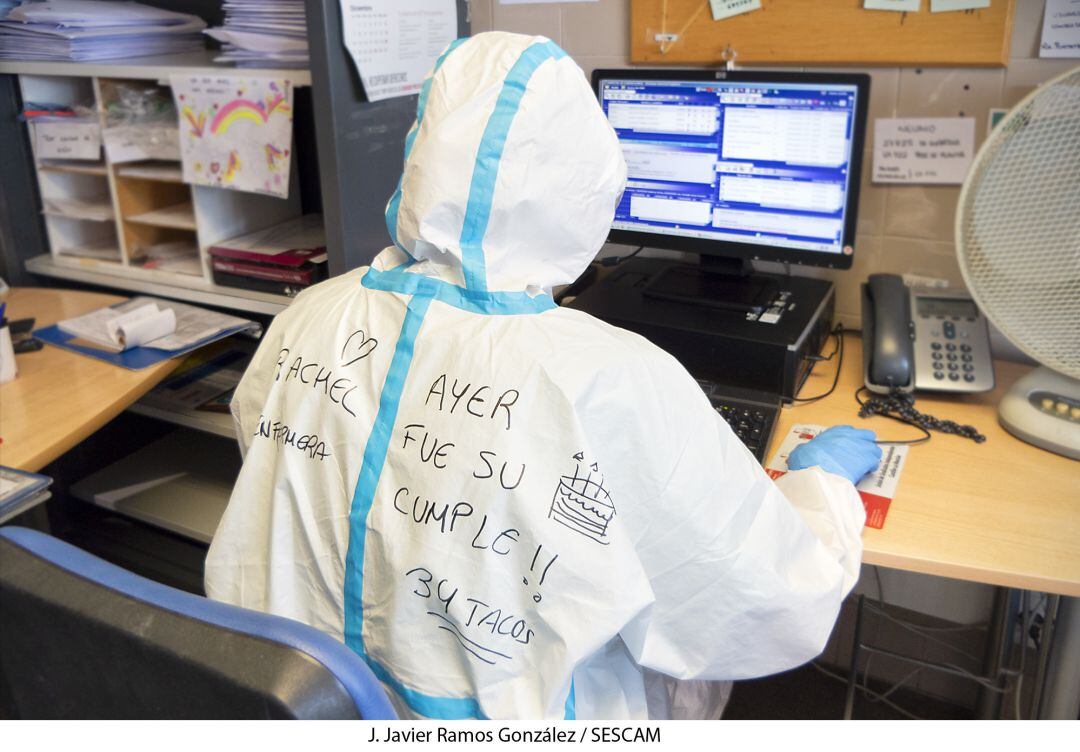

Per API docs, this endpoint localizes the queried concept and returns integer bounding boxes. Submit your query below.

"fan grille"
[957,67,1080,380]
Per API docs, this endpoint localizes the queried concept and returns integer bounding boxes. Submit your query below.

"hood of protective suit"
[384,32,627,293]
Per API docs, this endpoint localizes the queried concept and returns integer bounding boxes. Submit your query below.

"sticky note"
[710,0,761,22]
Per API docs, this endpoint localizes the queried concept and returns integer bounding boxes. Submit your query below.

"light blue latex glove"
[787,425,882,485]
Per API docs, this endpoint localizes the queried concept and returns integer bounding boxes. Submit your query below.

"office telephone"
[861,274,994,394]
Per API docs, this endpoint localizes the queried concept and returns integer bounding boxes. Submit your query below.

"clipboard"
[33,322,259,370]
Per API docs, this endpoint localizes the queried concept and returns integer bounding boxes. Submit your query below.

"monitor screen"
[596,72,867,267]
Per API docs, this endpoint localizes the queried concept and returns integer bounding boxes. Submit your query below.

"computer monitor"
[593,69,870,275]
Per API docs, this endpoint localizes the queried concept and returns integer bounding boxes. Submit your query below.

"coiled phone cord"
[856,386,987,445]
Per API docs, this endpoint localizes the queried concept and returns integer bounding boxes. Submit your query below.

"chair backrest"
[0,527,395,720]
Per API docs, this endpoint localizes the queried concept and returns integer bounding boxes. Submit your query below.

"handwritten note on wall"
[170,74,294,198]
[1041,0,1080,58]
[872,117,975,184]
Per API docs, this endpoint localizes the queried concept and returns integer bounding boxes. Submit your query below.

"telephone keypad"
[913,291,994,393]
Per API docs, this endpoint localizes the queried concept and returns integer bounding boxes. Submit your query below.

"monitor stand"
[642,256,778,314]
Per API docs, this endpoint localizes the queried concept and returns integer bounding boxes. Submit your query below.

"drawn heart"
[341,329,378,367]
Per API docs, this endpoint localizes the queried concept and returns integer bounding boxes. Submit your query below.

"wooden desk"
[774,333,1080,597]
[0,288,179,472]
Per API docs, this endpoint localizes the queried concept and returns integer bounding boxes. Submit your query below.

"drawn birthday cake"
[549,453,615,545]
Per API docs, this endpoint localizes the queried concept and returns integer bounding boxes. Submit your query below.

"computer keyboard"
[696,380,780,463]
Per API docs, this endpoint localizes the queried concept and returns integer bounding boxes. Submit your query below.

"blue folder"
[33,322,258,370]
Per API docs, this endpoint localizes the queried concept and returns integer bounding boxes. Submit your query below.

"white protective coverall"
[205,32,866,720]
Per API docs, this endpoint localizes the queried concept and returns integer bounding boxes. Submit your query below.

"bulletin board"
[631,0,1016,67]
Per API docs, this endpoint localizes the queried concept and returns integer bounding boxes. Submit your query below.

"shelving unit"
[1,2,473,301]
[70,428,241,545]
[39,159,108,176]
[115,161,184,182]
[7,58,307,313]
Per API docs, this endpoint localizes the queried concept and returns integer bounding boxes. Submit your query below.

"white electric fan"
[956,65,1080,460]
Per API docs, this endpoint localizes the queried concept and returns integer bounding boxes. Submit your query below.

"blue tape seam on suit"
[348,40,575,720]
[458,40,567,293]
[385,37,467,252]
[345,275,564,719]
[362,266,555,315]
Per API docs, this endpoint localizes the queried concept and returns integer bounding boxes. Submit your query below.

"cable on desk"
[598,245,644,267]
[791,323,845,404]
[856,387,986,445]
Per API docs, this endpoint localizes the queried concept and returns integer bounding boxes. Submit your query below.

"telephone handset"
[861,274,994,394]
[862,274,915,393]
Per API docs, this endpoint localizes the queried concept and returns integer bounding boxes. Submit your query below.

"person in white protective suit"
[205,31,881,720]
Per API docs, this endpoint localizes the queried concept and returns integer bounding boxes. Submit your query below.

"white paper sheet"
[170,74,295,198]
[59,302,173,351]
[1041,0,1080,58]
[930,0,989,11]
[106,304,177,350]
[340,0,456,102]
[710,0,761,21]
[34,120,100,160]
[58,297,254,352]
[872,117,975,184]
[864,0,920,11]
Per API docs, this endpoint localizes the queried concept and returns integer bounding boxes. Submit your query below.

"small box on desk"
[567,258,835,402]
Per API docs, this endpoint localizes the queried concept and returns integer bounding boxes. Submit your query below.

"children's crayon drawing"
[171,75,294,198]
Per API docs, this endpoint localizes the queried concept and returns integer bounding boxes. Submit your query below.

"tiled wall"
[470,0,1077,330]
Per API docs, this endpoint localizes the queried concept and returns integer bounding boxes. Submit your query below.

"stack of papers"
[55,296,254,353]
[59,301,178,351]
[205,0,308,69]
[0,1,207,62]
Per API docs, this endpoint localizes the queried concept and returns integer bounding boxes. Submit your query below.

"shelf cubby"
[12,65,313,312]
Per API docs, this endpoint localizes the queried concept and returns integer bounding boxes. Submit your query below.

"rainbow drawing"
[264,143,285,171]
[210,92,292,135]
[182,106,206,137]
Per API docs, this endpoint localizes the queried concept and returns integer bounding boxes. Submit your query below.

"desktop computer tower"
[568,258,835,402]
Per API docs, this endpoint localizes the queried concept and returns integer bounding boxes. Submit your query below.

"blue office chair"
[0,526,396,720]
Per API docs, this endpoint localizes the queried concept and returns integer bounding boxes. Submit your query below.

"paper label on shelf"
[764,424,908,530]
[34,121,101,161]
[103,123,181,164]
[340,0,457,102]
[1041,0,1080,58]
[170,74,294,198]
[872,117,974,184]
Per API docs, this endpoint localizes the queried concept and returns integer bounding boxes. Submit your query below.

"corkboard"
[631,0,1015,67]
